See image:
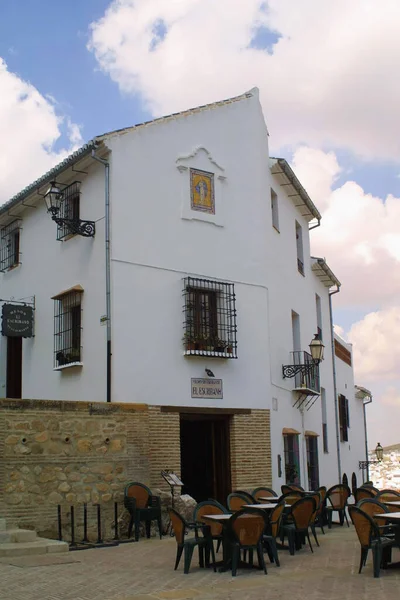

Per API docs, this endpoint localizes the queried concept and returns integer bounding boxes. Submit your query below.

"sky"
[0,0,399,447]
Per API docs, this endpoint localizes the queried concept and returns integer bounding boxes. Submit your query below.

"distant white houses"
[0,87,370,496]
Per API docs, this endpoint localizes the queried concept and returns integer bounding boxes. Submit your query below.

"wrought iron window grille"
[53,290,83,368]
[0,220,21,272]
[297,258,304,276]
[54,182,95,240]
[182,277,237,359]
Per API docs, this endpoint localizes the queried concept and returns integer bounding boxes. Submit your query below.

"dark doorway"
[6,336,22,398]
[180,414,231,504]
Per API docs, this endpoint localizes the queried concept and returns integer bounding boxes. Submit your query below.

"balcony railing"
[291,350,320,392]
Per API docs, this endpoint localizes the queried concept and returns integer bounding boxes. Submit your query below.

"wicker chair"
[279,491,304,506]
[316,486,327,531]
[226,508,268,576]
[309,492,323,546]
[193,500,228,554]
[361,484,379,495]
[349,505,395,577]
[262,500,285,566]
[357,499,394,535]
[227,492,253,512]
[281,484,304,494]
[169,508,216,574]
[252,487,278,501]
[124,482,162,541]
[281,496,316,555]
[376,490,400,505]
[232,490,255,504]
[355,487,376,503]
[325,484,350,528]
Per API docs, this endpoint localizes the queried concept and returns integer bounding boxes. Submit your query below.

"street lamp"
[44,181,95,237]
[282,334,325,379]
[359,442,384,470]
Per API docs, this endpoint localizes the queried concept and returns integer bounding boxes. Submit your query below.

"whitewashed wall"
[0,161,108,401]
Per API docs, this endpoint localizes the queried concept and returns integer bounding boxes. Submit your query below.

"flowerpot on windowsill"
[226,346,233,354]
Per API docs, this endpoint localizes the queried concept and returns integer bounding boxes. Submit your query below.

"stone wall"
[0,399,150,540]
[369,450,400,490]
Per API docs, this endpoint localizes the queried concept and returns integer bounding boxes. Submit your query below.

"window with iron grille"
[183,277,237,358]
[296,221,304,276]
[0,220,21,272]
[53,289,83,368]
[321,387,328,453]
[306,435,320,490]
[338,394,349,442]
[57,182,81,241]
[284,434,300,485]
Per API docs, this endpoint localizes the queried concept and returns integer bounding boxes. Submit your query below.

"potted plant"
[214,338,227,353]
[226,341,234,354]
[56,351,67,366]
[183,332,196,351]
[66,348,81,363]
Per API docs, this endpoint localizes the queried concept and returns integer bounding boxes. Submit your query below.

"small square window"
[53,289,83,367]
[57,182,81,241]
[0,220,21,271]
[183,277,237,358]
[271,188,279,231]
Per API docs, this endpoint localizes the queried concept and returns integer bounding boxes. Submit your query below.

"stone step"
[0,519,7,532]
[0,538,69,558]
[0,529,37,543]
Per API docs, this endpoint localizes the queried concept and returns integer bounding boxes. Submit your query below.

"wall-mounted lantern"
[44,181,95,237]
[282,334,325,379]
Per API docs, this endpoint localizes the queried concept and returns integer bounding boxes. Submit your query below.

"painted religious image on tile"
[190,168,215,214]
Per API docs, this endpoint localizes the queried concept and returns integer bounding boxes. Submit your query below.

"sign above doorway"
[1,304,34,337]
[191,378,223,399]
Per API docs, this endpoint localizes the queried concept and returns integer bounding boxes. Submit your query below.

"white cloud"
[88,0,400,160]
[0,58,82,205]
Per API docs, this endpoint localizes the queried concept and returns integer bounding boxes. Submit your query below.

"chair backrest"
[342,473,349,488]
[228,508,268,547]
[227,492,252,511]
[358,499,389,528]
[252,487,278,500]
[232,490,255,503]
[361,484,379,495]
[377,489,400,498]
[355,487,375,502]
[376,492,400,504]
[289,484,305,492]
[269,501,286,538]
[193,500,227,537]
[309,492,321,523]
[349,505,380,550]
[168,508,187,544]
[281,484,304,494]
[316,486,327,504]
[351,472,358,497]
[291,496,317,530]
[124,482,151,509]
[326,484,350,509]
[279,491,304,505]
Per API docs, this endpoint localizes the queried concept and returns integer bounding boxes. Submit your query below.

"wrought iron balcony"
[283,350,320,393]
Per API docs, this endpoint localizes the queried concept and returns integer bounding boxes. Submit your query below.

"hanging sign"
[1,304,34,338]
[191,378,223,399]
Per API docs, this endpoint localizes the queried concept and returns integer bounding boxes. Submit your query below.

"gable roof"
[0,88,258,220]
[269,157,321,224]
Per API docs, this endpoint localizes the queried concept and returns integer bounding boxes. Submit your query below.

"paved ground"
[0,525,400,600]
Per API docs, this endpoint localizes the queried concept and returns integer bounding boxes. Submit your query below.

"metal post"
[82,503,89,543]
[70,506,77,548]
[96,504,103,544]
[57,505,62,541]
[114,502,119,540]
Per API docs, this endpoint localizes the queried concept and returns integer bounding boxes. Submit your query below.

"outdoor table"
[243,503,278,510]
[202,513,264,573]
[258,497,280,503]
[384,501,400,507]
[374,512,400,547]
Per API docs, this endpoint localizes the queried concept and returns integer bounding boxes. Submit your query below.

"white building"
[0,88,368,498]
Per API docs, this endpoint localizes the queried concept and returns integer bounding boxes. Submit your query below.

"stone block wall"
[0,399,150,540]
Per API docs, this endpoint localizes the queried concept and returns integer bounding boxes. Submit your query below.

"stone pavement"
[0,526,399,600]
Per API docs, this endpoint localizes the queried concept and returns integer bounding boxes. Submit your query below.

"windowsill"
[184,350,236,359]
[297,269,305,277]
[54,362,83,371]
[2,263,20,273]
[272,225,280,233]
[59,232,77,242]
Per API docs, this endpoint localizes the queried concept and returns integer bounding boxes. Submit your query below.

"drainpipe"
[329,285,341,481]
[363,395,373,482]
[300,406,308,489]
[91,150,112,403]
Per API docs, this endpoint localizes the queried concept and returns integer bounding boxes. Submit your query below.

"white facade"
[0,88,366,490]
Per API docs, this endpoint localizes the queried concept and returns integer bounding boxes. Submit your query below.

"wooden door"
[6,336,22,398]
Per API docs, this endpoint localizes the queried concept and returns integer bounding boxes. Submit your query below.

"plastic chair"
[325,484,350,528]
[226,508,268,576]
[124,482,162,541]
[281,496,317,555]
[355,487,376,503]
[169,508,216,574]
[193,499,228,554]
[227,492,253,512]
[252,487,278,501]
[349,506,395,578]
[263,500,285,566]
[358,498,394,535]
[309,492,322,546]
